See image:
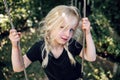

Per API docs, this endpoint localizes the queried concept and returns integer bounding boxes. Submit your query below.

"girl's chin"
[59,39,68,45]
[54,38,69,45]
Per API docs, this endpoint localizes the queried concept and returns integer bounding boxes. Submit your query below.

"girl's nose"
[64,29,70,38]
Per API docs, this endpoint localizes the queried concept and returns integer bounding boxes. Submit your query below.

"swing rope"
[3,0,28,80]
[81,0,86,79]
[3,0,87,79]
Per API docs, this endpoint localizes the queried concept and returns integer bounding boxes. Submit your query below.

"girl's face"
[51,14,79,46]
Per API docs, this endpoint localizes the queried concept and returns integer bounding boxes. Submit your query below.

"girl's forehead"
[62,13,78,28]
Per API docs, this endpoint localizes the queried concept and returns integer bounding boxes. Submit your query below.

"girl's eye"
[60,26,64,28]
[70,29,75,33]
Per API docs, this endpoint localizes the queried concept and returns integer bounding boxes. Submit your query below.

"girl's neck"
[51,41,64,50]
[50,43,64,59]
[51,44,64,50]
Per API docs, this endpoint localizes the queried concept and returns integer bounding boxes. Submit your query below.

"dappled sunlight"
[30,28,36,33]
[76,55,114,80]
[0,26,117,80]
[0,27,115,79]
[90,56,113,80]
[0,0,120,79]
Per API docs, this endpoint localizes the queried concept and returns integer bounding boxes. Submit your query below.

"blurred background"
[0,0,120,80]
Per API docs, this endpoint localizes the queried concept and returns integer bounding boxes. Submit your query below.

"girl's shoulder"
[68,38,82,56]
[29,39,45,52]
[69,38,82,47]
[34,39,45,46]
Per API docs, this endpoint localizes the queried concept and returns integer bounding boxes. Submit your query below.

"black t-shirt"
[26,39,82,80]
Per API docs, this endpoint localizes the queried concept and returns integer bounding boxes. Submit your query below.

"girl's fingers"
[18,32,21,37]
[9,29,21,42]
[81,18,91,35]
[82,18,90,29]
[82,17,89,21]
[10,29,17,34]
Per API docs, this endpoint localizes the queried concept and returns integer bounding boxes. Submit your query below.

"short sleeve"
[26,41,43,62]
[68,39,82,56]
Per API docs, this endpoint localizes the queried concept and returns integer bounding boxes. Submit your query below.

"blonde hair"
[40,5,81,67]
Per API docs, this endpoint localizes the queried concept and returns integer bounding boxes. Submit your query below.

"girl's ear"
[46,30,51,39]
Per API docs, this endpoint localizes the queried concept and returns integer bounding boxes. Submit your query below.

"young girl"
[9,5,96,80]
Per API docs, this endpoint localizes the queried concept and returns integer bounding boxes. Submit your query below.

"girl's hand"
[9,29,21,47]
[81,17,91,35]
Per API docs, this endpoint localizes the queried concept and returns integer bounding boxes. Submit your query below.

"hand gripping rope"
[3,0,28,80]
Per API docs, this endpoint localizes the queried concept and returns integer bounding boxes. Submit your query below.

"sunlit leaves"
[0,14,11,32]
[0,0,120,79]
[90,2,120,58]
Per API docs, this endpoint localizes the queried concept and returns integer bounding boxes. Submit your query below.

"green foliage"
[0,0,70,79]
[0,0,120,79]
[0,28,45,80]
[76,56,113,80]
[89,0,120,62]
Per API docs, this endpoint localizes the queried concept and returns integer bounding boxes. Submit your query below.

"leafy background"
[0,0,120,80]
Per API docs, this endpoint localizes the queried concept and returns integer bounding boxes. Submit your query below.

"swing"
[81,0,86,79]
[3,0,87,80]
[3,0,28,80]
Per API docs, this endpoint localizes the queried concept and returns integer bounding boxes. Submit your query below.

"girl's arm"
[79,18,96,61]
[9,29,32,72]
[80,33,96,61]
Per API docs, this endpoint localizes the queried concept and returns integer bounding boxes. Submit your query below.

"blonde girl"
[9,5,96,80]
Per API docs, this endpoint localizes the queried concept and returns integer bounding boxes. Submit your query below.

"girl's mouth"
[61,37,68,41]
